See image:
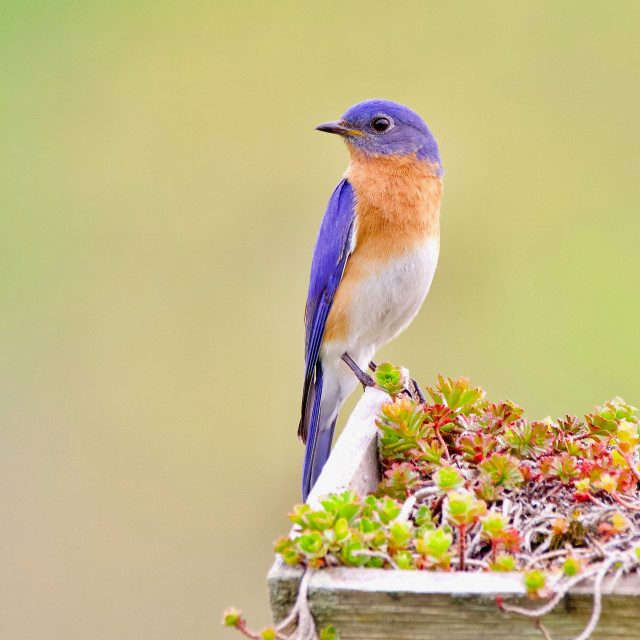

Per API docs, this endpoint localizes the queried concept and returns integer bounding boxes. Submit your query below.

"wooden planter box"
[268,388,640,639]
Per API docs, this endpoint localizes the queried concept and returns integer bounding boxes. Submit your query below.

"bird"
[298,99,443,501]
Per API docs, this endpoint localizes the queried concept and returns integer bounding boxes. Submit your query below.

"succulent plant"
[226,368,640,640]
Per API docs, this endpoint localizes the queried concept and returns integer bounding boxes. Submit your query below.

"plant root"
[275,570,318,640]
[498,555,624,640]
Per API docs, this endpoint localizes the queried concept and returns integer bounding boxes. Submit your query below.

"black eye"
[371,116,391,132]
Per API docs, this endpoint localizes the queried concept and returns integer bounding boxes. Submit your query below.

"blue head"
[316,99,442,173]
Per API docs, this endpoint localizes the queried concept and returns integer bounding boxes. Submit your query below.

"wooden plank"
[268,387,640,639]
[269,561,640,639]
[305,387,387,508]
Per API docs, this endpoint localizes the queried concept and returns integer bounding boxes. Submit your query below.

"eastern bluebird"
[299,99,443,500]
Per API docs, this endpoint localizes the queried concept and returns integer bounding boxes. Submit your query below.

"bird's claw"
[408,377,426,404]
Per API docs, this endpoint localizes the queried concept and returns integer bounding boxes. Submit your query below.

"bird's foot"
[341,353,376,390]
[368,360,378,372]
[407,377,426,404]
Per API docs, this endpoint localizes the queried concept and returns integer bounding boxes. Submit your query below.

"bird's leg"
[368,360,378,372]
[341,353,376,389]
[409,377,426,404]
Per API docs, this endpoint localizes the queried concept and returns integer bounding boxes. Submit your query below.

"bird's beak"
[315,120,363,137]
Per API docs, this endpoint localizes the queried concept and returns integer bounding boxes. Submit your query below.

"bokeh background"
[1,1,639,638]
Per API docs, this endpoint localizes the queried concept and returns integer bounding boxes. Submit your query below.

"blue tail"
[300,364,337,500]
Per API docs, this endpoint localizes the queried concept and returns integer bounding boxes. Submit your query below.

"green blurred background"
[1,1,639,638]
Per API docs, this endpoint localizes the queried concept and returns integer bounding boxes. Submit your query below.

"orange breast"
[323,149,443,343]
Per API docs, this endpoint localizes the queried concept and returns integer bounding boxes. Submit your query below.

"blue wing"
[298,178,355,498]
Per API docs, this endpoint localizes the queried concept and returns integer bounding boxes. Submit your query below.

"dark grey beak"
[315,120,362,137]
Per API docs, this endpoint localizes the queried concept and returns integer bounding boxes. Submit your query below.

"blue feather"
[299,178,355,499]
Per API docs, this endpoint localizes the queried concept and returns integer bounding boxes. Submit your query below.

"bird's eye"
[371,116,392,133]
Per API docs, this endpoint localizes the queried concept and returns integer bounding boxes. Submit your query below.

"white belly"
[347,237,439,353]
[318,237,439,427]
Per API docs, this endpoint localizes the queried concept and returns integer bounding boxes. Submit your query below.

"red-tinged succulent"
[541,452,580,484]
[523,569,551,600]
[573,477,591,501]
[501,528,522,554]
[553,431,586,457]
[473,472,504,502]
[377,397,430,462]
[586,397,638,439]
[480,512,508,559]
[414,527,453,570]
[477,400,524,434]
[486,399,524,424]
[616,468,637,495]
[376,462,422,500]
[481,512,521,562]
[500,419,553,459]
[557,414,586,436]
[518,463,540,484]
[445,491,487,571]
[426,375,487,417]
[598,512,629,541]
[410,439,447,471]
[387,521,414,555]
[222,607,243,628]
[592,471,618,494]
[433,466,465,493]
[479,453,524,489]
[490,552,516,572]
[445,491,487,526]
[458,430,497,463]
[551,517,569,536]
[423,403,456,432]
[615,421,640,454]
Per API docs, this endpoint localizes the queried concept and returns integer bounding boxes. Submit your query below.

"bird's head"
[316,99,442,174]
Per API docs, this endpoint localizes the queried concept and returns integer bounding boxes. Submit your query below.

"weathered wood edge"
[268,557,640,639]
[269,559,640,598]
[305,386,388,508]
